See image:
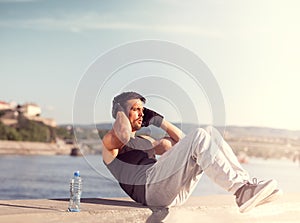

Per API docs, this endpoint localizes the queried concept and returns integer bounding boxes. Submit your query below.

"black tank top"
[105,136,157,205]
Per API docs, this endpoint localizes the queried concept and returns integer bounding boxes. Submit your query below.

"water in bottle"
[68,170,82,212]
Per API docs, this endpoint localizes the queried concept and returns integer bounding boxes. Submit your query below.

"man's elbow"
[154,138,174,155]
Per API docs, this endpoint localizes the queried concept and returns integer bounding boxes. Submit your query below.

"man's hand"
[142,107,164,127]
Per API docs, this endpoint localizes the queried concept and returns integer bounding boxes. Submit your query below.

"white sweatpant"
[145,126,250,207]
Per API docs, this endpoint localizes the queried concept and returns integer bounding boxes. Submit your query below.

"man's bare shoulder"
[102,129,113,142]
[102,130,123,151]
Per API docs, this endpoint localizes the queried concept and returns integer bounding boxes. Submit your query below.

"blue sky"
[0,0,299,130]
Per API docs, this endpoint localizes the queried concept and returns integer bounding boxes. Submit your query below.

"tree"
[0,121,21,140]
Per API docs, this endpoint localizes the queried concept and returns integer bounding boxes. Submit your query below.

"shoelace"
[244,177,264,186]
[236,178,264,198]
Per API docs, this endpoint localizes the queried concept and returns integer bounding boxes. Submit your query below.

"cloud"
[0,0,40,2]
[0,12,223,38]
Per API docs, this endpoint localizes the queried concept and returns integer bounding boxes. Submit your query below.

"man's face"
[125,99,144,132]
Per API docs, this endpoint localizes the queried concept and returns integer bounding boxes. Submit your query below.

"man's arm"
[160,119,185,143]
[142,107,185,155]
[151,120,185,155]
[142,107,184,143]
[111,110,132,146]
[153,137,176,155]
[102,111,131,164]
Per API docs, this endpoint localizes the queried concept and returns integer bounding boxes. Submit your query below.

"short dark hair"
[112,92,146,118]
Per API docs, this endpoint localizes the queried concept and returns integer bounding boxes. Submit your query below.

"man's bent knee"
[193,127,210,139]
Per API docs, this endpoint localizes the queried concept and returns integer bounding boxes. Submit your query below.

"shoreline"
[0,194,299,223]
[0,137,299,161]
[0,140,73,155]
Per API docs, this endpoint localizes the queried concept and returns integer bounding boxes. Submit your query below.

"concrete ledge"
[0,194,299,223]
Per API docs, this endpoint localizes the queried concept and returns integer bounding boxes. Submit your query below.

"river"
[0,155,299,200]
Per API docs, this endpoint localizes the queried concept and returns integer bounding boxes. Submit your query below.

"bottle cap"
[74,171,80,177]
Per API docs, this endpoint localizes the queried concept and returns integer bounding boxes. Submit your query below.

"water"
[0,155,127,200]
[0,155,299,200]
[68,171,82,212]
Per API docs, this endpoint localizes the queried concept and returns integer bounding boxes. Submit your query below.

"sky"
[0,0,299,130]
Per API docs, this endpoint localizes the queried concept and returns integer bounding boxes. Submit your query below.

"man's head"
[112,92,146,131]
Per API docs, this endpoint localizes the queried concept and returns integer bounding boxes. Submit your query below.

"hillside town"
[0,100,78,155]
[1,100,300,161]
[0,100,56,128]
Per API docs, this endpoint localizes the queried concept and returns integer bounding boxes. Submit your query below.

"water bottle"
[68,171,82,212]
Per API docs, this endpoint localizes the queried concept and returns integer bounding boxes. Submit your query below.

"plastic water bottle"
[68,171,82,212]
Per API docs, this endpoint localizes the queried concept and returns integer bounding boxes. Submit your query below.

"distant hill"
[221,125,300,140]
[59,123,300,159]
[64,122,300,140]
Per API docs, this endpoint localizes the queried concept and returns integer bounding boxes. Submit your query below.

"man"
[102,91,281,214]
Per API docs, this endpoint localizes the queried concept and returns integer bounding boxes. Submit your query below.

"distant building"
[0,101,17,126]
[22,103,41,117]
[21,103,56,127]
[27,116,57,127]
[0,101,13,110]
[0,101,56,127]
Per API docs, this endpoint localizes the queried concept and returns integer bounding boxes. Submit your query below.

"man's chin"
[132,124,142,131]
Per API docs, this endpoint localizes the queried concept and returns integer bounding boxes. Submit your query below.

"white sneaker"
[235,178,277,213]
[256,188,283,207]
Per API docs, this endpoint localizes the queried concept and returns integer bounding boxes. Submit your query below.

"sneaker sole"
[256,188,283,207]
[239,179,277,213]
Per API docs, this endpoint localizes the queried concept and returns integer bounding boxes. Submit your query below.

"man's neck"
[130,131,136,138]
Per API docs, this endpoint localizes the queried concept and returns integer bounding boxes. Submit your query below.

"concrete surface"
[0,194,299,223]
